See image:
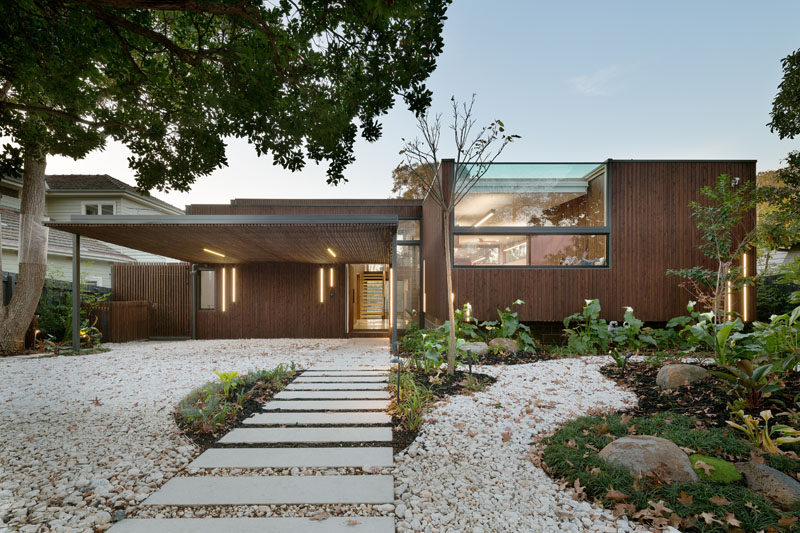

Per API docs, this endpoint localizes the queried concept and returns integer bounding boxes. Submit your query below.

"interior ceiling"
[46,221,396,264]
[455,192,584,224]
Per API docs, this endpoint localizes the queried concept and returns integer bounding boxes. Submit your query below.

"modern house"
[47,160,757,349]
[1,174,182,293]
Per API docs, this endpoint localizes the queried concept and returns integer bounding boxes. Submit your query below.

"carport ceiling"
[47,215,397,264]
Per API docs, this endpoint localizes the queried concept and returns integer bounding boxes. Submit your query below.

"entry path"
[110,365,394,532]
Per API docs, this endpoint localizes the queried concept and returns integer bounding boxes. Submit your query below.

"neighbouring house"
[47,160,757,349]
[1,174,182,294]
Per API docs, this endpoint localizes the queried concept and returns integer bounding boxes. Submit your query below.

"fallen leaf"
[309,512,329,521]
[605,487,630,502]
[573,479,585,500]
[778,516,799,527]
[565,439,577,449]
[612,503,635,517]
[676,491,693,506]
[501,430,511,442]
[589,467,602,475]
[346,519,361,526]
[724,513,742,527]
[709,495,731,506]
[648,499,672,517]
[693,460,716,477]
[699,511,718,525]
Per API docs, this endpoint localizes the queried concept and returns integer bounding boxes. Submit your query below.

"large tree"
[0,0,449,351]
[762,47,800,250]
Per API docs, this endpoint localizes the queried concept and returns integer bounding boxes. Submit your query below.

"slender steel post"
[190,265,197,340]
[72,234,80,353]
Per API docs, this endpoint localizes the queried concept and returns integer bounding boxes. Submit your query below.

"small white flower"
[624,306,633,313]
[584,299,594,305]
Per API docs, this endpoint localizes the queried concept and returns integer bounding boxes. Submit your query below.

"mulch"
[391,369,496,452]
[599,360,800,427]
[474,350,559,365]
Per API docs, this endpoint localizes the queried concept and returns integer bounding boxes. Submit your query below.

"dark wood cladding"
[429,160,757,324]
[112,263,192,337]
[188,199,422,218]
[196,263,346,339]
[422,185,446,326]
[86,301,149,342]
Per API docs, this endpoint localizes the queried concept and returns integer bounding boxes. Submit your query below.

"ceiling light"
[203,248,225,258]
[503,242,526,253]
[327,248,337,257]
[473,210,495,227]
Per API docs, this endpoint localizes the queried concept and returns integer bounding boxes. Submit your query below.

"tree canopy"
[390,163,433,198]
[0,0,450,189]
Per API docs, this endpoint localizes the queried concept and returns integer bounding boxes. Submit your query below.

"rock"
[112,509,126,522]
[598,435,698,483]
[95,511,111,525]
[489,338,517,353]
[461,341,489,357]
[736,461,800,509]
[655,364,707,389]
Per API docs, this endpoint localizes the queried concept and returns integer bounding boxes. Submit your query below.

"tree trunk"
[443,209,457,375]
[0,152,48,352]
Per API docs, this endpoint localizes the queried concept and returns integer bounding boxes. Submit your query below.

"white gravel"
[0,340,644,532]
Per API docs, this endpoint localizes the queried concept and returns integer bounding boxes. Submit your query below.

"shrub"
[563,299,610,354]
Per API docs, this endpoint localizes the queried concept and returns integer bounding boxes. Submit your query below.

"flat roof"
[47,215,398,264]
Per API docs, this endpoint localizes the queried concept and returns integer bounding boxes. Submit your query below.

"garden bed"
[389,369,496,452]
[599,360,800,428]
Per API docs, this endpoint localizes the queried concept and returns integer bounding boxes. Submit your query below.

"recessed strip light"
[390,268,394,328]
[329,267,334,287]
[319,268,324,303]
[203,248,225,258]
[232,267,237,303]
[726,281,733,320]
[222,268,227,312]
[327,248,336,258]
[473,210,495,227]
[742,253,749,322]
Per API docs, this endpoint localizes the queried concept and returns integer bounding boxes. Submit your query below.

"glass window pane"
[397,220,420,241]
[84,204,98,215]
[395,245,420,329]
[101,204,115,215]
[529,234,607,266]
[199,270,216,310]
[453,235,529,266]
[454,163,606,227]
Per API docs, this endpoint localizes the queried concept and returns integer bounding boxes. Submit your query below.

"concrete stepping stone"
[263,399,389,411]
[189,446,393,468]
[109,517,394,532]
[301,372,388,378]
[275,390,390,400]
[306,366,390,371]
[244,411,391,425]
[143,475,394,505]
[294,376,388,383]
[287,382,387,390]
[218,426,391,444]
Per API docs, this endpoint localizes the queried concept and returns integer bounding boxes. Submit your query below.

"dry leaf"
[648,500,672,517]
[309,512,329,521]
[612,503,636,517]
[709,495,731,506]
[724,513,742,527]
[565,439,577,449]
[589,467,602,475]
[699,512,718,525]
[676,491,693,506]
[605,487,630,502]
[501,430,512,442]
[573,479,585,500]
[346,519,361,526]
[693,460,716,476]
[778,516,799,527]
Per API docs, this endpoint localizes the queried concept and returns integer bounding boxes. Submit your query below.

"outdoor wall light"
[319,267,324,303]
[329,267,334,288]
[327,248,336,258]
[203,248,225,258]
[473,209,495,227]
[726,281,733,320]
[232,267,237,303]
[742,253,749,322]
[222,267,227,312]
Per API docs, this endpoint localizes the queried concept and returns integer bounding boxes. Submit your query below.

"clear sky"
[46,0,800,209]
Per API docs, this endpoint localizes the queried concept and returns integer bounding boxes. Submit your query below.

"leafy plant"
[609,349,633,375]
[726,410,800,454]
[390,372,434,432]
[610,306,657,350]
[214,370,242,397]
[563,299,610,354]
[459,373,486,393]
[750,304,800,372]
[685,315,744,366]
[481,299,537,352]
[712,359,783,410]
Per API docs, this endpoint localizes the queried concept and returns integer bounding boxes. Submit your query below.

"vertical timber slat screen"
[85,301,149,342]
[112,263,192,338]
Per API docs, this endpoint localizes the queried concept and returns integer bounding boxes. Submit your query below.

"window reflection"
[454,234,607,267]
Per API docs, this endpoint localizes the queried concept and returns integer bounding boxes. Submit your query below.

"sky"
[46,0,800,210]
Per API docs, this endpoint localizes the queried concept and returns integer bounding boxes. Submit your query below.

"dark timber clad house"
[48,159,757,351]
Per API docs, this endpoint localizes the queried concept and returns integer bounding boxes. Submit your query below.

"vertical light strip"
[232,267,237,303]
[319,267,324,303]
[389,267,394,328]
[422,260,426,313]
[222,267,227,312]
[726,281,732,320]
[742,253,749,322]
[329,267,334,287]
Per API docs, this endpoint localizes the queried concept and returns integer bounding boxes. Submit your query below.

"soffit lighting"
[473,210,495,227]
[203,248,225,258]
[327,248,337,257]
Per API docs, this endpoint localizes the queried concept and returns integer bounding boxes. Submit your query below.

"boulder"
[655,364,707,389]
[736,461,800,510]
[598,435,698,483]
[489,337,517,353]
[461,341,489,357]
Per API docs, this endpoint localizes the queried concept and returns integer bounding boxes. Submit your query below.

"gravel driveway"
[1,340,643,533]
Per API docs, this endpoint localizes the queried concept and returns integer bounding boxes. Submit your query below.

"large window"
[199,269,216,310]
[453,163,609,268]
[454,163,605,227]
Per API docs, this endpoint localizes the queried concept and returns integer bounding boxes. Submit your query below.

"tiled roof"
[0,207,133,261]
[45,174,182,213]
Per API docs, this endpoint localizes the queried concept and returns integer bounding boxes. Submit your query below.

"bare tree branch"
[0,101,134,130]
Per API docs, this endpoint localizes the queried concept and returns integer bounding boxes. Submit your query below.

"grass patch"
[174,363,296,443]
[541,413,799,532]
[689,454,742,483]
